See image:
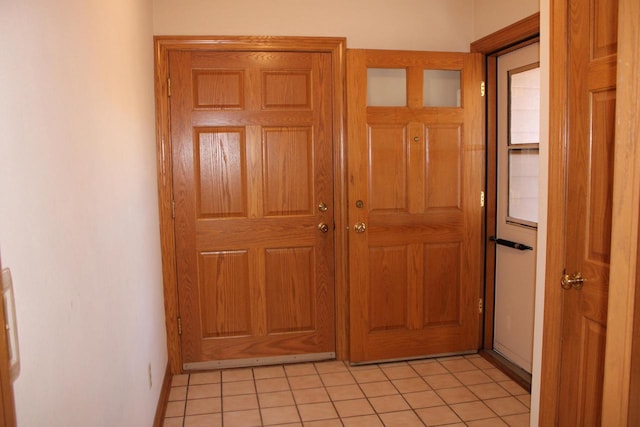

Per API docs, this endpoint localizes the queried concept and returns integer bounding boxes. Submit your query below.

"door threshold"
[184,352,335,371]
[349,350,477,367]
[479,349,531,392]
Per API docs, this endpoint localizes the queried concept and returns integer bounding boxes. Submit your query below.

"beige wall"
[153,0,474,51]
[0,0,166,425]
[472,0,540,40]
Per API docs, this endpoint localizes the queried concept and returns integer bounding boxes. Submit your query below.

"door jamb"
[470,13,540,390]
[602,0,640,423]
[153,36,347,374]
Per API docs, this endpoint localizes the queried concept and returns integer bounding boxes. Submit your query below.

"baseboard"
[153,362,172,427]
[479,349,532,392]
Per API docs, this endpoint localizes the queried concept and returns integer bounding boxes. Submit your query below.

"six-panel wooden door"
[170,51,336,367]
[347,50,484,362]
[557,0,618,423]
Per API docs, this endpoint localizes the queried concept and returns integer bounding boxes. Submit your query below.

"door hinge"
[167,77,171,97]
[171,200,176,219]
[478,298,483,314]
[480,81,485,97]
[480,191,485,207]
[177,317,182,335]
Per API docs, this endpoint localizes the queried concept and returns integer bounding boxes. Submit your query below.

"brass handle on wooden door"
[353,222,367,233]
[318,223,329,233]
[561,272,585,290]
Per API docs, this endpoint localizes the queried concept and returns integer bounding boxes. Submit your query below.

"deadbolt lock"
[353,222,367,233]
[318,202,328,212]
[318,223,329,233]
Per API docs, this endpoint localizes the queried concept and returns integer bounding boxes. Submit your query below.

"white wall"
[153,0,474,52]
[0,1,167,426]
[472,0,540,40]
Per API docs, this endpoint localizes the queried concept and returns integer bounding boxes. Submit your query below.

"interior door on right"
[493,43,540,373]
[557,0,618,423]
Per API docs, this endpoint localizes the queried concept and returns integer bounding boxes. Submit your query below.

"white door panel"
[494,42,540,373]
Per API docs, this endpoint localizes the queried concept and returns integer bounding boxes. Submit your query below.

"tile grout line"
[348,361,407,426]
[433,358,500,423]
[316,361,347,426]
[382,360,429,425]
[163,355,531,427]
[250,367,265,427]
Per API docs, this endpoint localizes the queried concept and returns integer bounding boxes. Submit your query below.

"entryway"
[155,37,487,372]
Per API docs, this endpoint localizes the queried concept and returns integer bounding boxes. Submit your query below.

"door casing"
[0,256,16,427]
[470,13,540,389]
[153,36,347,374]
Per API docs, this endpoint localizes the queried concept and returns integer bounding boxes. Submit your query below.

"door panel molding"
[154,36,346,374]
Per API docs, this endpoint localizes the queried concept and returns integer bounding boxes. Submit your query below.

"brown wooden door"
[170,51,336,367]
[347,50,484,363]
[556,0,618,423]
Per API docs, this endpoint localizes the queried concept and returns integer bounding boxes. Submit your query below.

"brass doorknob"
[318,223,329,233]
[353,222,367,233]
[561,272,585,290]
[318,202,328,212]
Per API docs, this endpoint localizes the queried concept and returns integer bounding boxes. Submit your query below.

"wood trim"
[469,15,539,381]
[483,55,497,352]
[154,36,348,373]
[602,0,640,423]
[629,231,640,425]
[471,13,541,54]
[479,349,532,392]
[0,258,16,427]
[538,0,569,424]
[152,362,172,427]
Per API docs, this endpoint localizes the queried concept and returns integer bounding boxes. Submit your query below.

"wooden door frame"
[539,0,640,424]
[153,36,347,374]
[0,258,16,427]
[601,0,640,423]
[470,13,540,389]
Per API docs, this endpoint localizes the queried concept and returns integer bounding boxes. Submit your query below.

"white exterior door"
[493,42,540,373]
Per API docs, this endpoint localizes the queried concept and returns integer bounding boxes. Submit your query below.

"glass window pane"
[367,68,406,106]
[508,149,539,225]
[509,66,540,144]
[423,69,461,107]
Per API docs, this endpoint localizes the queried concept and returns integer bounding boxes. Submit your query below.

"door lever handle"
[489,236,533,251]
[561,272,585,290]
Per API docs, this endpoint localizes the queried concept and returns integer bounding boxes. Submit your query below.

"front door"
[170,50,336,368]
[557,0,618,423]
[347,49,484,363]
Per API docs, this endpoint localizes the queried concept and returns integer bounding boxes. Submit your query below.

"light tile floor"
[162,354,530,427]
